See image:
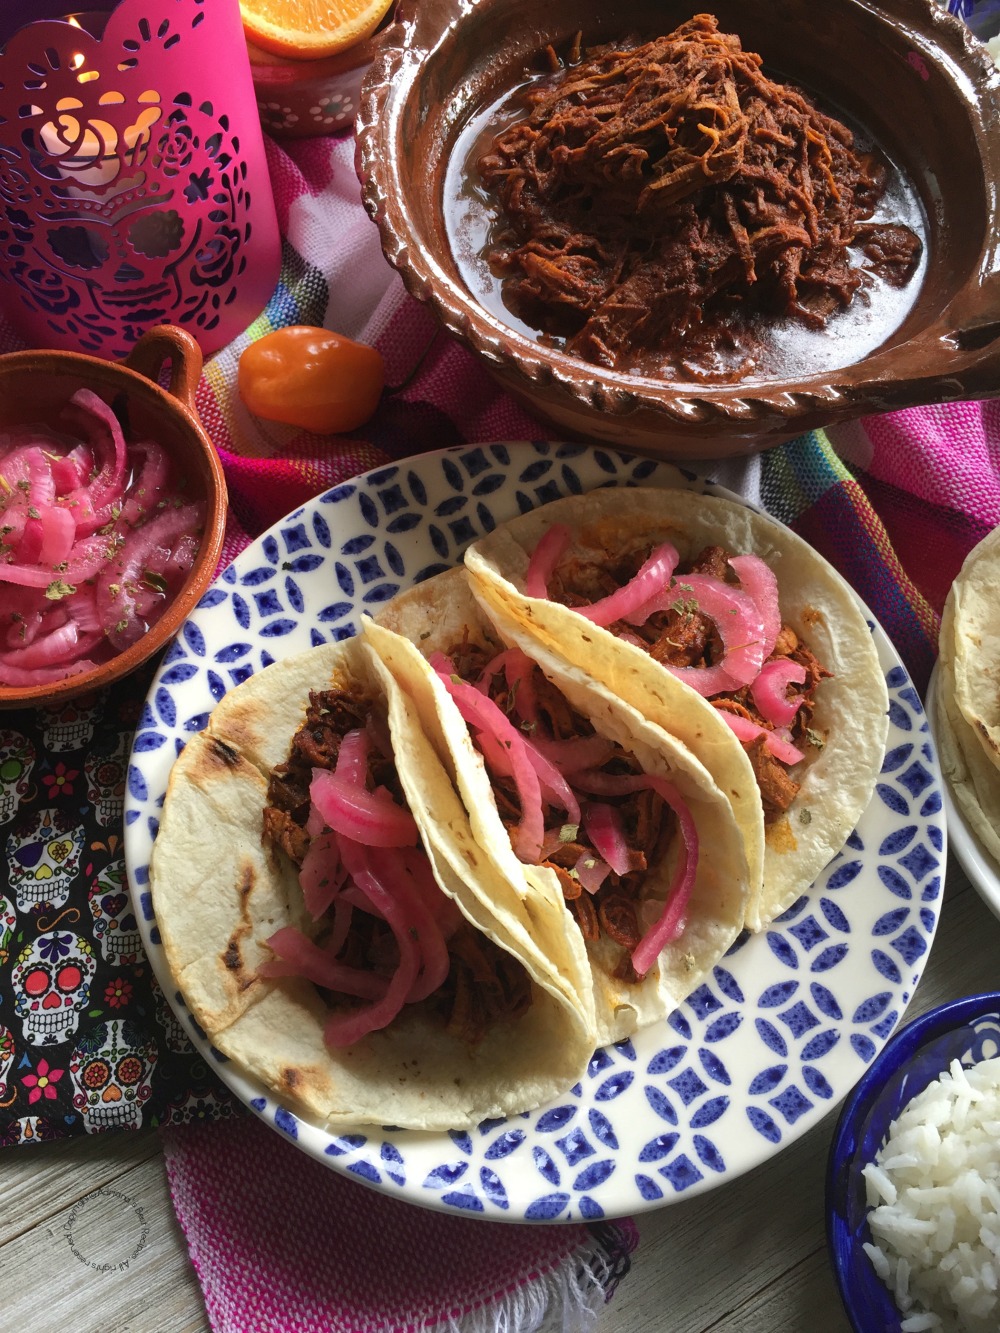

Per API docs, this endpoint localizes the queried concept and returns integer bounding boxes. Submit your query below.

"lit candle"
[36,11,158,191]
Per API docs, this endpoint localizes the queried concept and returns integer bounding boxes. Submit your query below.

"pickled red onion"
[530,734,618,774]
[298,830,346,919]
[717,709,806,764]
[558,768,698,972]
[434,665,545,863]
[729,554,781,660]
[525,523,573,598]
[662,573,765,696]
[751,658,807,727]
[629,775,698,975]
[309,769,420,847]
[260,924,388,1001]
[365,846,451,1003]
[335,727,371,785]
[0,391,204,689]
[475,647,539,722]
[574,541,681,627]
[573,851,612,895]
[582,802,631,876]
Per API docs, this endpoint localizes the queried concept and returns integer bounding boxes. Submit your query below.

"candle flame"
[67,16,86,72]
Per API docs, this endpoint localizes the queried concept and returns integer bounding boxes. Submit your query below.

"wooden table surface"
[3,856,997,1333]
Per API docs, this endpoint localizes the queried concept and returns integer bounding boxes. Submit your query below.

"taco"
[462,484,889,929]
[149,633,597,1130]
[371,567,751,1046]
[935,525,1000,864]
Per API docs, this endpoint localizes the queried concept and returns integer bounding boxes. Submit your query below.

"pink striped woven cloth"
[162,1117,637,1333]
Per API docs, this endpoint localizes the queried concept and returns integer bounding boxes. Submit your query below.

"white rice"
[861,1056,1000,1331]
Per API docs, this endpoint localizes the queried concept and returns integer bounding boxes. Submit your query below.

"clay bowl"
[357,0,1000,459]
[0,325,228,710]
[248,12,396,139]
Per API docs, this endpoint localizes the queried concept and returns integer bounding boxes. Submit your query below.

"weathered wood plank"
[0,1151,207,1333]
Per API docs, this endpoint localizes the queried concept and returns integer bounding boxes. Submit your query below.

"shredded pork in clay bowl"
[0,325,228,708]
[357,0,1000,459]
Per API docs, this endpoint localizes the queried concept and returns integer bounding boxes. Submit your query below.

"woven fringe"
[429,1222,636,1333]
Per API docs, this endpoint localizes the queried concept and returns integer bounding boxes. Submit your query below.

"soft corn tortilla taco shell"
[371,568,751,1046]
[464,485,889,930]
[150,638,597,1130]
[937,585,1000,865]
[948,524,1000,772]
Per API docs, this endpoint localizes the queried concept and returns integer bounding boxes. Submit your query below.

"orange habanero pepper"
[238,326,385,435]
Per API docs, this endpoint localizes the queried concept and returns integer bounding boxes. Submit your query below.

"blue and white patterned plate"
[124,442,946,1221]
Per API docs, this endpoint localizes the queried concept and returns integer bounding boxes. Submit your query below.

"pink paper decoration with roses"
[0,0,281,358]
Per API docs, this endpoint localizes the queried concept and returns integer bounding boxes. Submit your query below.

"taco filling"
[430,638,698,983]
[525,526,832,824]
[259,685,533,1048]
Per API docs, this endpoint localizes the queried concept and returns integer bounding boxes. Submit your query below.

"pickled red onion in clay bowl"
[0,325,227,708]
[357,0,1000,459]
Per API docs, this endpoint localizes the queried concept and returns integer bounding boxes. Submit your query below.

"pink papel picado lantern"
[0,0,281,358]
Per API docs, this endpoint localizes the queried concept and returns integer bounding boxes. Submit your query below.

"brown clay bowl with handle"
[0,324,228,709]
[357,0,1000,459]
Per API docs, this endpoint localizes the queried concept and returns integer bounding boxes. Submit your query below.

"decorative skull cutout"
[150,974,193,1056]
[39,694,101,754]
[88,859,141,967]
[0,893,16,968]
[0,730,37,824]
[12,931,97,1046]
[84,733,128,828]
[70,1019,158,1134]
[7,807,87,913]
[0,1023,15,1102]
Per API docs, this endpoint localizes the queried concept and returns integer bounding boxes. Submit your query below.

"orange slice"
[239,0,394,60]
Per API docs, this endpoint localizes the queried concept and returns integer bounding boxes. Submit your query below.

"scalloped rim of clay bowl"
[357,0,1000,459]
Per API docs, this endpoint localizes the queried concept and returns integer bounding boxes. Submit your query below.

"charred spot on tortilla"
[222,937,242,972]
[208,736,242,769]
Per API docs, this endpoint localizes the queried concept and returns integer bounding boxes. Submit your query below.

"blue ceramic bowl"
[826,992,1000,1332]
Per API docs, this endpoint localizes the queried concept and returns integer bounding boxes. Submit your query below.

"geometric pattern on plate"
[124,441,945,1220]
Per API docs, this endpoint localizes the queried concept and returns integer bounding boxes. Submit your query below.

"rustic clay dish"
[357,0,1000,458]
[0,325,228,710]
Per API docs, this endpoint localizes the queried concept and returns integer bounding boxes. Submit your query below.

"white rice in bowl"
[862,1055,1000,1332]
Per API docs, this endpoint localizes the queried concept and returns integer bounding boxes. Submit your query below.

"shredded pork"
[477,14,921,377]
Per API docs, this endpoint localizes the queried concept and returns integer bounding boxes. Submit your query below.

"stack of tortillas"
[936,524,1000,864]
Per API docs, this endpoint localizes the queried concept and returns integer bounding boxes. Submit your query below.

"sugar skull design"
[0,1023,15,1102]
[84,733,128,828]
[70,1019,158,1133]
[158,1085,234,1128]
[0,730,37,824]
[150,974,193,1056]
[12,931,97,1046]
[0,893,16,968]
[3,1116,59,1146]
[7,807,87,913]
[39,694,101,754]
[88,859,142,967]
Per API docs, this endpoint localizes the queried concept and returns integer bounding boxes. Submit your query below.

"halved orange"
[239,0,394,61]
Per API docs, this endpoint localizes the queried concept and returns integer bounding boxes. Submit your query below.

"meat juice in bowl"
[444,15,928,387]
